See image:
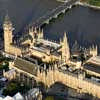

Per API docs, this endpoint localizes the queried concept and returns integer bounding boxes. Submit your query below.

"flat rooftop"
[32,39,61,56]
[84,62,100,74]
[41,40,61,49]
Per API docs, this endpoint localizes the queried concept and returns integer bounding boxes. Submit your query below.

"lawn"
[81,0,100,7]
[88,0,100,6]
[45,96,54,100]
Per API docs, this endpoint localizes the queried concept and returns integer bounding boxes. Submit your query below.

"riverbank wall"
[76,1,100,10]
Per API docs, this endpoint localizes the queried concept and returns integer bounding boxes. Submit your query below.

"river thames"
[0,0,100,50]
[44,5,100,49]
[0,0,61,33]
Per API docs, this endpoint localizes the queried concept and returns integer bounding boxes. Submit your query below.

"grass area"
[45,96,54,100]
[81,0,100,7]
[88,0,100,6]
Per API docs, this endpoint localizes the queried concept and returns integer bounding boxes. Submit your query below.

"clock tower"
[3,15,13,53]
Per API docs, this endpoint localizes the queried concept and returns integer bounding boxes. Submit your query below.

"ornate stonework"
[3,15,21,56]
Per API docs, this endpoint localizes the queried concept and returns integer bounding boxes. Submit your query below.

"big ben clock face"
[4,27,8,30]
[4,27,12,31]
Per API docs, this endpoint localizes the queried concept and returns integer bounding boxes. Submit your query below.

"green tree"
[3,82,18,96]
[2,81,30,96]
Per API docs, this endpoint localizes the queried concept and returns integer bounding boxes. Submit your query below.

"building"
[25,88,42,100]
[3,69,16,80]
[84,56,100,77]
[8,57,100,98]
[4,15,98,63]
[89,45,98,57]
[57,0,70,3]
[3,15,71,63]
[13,92,24,100]
[3,15,22,56]
[0,92,24,100]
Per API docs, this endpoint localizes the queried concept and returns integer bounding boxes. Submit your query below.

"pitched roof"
[13,92,24,100]
[14,57,37,75]
[4,96,14,100]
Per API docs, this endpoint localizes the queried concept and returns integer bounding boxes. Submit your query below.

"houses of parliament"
[4,14,100,99]
[3,14,71,63]
[3,14,98,63]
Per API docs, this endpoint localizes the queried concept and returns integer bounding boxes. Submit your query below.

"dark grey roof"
[19,34,33,43]
[84,63,100,74]
[71,41,80,52]
[51,51,60,57]
[14,57,37,75]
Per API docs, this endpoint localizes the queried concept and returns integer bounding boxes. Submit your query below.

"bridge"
[24,0,79,32]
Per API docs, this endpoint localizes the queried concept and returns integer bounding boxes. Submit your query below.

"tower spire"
[41,28,44,39]
[29,27,34,38]
[89,44,98,57]
[34,27,37,33]
[63,32,67,43]
[37,28,44,39]
[62,32,70,63]
[4,14,12,26]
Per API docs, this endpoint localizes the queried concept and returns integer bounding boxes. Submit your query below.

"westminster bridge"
[23,0,79,32]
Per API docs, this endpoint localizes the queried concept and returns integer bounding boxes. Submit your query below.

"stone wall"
[6,45,21,56]
[37,69,100,98]
[10,61,100,98]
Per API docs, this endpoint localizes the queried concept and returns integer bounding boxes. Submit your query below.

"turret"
[34,27,37,33]
[40,29,44,39]
[38,28,44,39]
[29,27,36,47]
[29,27,34,38]
[89,45,98,57]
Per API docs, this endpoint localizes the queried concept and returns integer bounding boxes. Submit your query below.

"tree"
[3,82,18,96]
[2,80,30,96]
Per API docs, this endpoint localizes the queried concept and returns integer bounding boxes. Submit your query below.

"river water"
[44,5,100,49]
[0,0,100,50]
[0,0,61,33]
